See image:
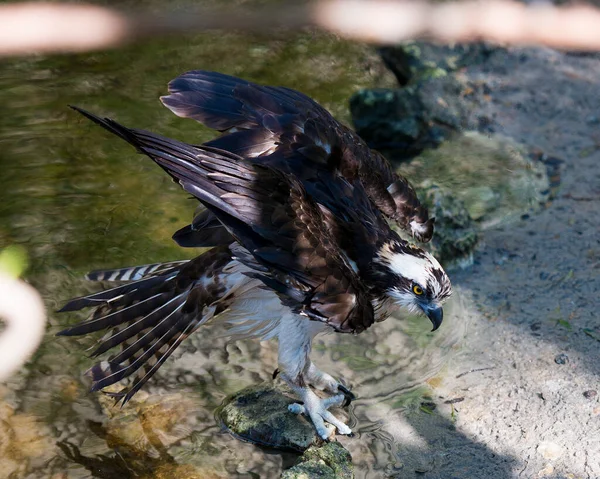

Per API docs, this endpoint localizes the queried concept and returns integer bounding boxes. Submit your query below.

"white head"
[375,240,452,330]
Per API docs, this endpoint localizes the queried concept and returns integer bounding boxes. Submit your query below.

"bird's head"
[374,240,452,331]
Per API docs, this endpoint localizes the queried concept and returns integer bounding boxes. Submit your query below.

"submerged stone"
[281,442,354,479]
[217,382,319,452]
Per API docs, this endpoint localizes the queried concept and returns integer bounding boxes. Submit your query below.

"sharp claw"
[337,384,356,407]
[337,384,356,399]
[288,390,352,439]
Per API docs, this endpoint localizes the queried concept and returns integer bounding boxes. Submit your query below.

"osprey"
[58,71,452,439]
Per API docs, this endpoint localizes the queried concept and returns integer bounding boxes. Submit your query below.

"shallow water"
[0,22,467,478]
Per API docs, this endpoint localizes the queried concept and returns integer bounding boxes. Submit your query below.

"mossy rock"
[350,75,469,161]
[415,183,478,269]
[217,382,319,452]
[281,442,354,479]
[399,132,550,229]
[379,41,499,85]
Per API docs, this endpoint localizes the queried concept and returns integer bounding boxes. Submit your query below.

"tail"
[58,246,233,405]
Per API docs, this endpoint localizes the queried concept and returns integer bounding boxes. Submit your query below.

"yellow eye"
[413,285,424,295]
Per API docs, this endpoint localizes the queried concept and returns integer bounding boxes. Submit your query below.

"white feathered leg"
[305,361,356,406]
[277,313,352,439]
[305,361,340,393]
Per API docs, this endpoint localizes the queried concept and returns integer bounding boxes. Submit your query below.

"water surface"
[0,23,466,478]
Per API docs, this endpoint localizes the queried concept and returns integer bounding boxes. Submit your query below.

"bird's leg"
[304,361,338,392]
[305,362,356,406]
[281,372,352,440]
[277,314,352,439]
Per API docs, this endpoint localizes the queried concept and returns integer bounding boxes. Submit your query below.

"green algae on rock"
[378,42,499,86]
[388,181,478,269]
[217,383,355,477]
[415,183,478,269]
[398,132,550,230]
[217,382,321,452]
[281,442,354,479]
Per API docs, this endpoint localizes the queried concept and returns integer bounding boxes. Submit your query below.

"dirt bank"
[385,46,600,479]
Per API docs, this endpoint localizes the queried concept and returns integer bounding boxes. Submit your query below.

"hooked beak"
[423,306,443,332]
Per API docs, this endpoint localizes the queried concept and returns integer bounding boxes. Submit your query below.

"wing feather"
[71,108,375,333]
[160,70,434,242]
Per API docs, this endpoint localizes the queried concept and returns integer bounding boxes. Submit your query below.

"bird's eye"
[413,284,424,295]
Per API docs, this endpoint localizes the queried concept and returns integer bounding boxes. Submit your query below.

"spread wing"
[161,71,434,245]
[71,107,375,334]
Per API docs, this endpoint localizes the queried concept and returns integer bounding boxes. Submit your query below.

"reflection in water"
[0,23,467,478]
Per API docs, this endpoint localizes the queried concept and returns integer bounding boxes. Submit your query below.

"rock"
[537,441,563,461]
[281,442,353,479]
[151,463,227,479]
[414,456,435,474]
[413,183,478,268]
[350,75,471,161]
[397,132,550,229]
[554,353,569,365]
[583,390,597,399]
[0,402,56,476]
[378,42,499,86]
[537,464,555,477]
[217,382,320,452]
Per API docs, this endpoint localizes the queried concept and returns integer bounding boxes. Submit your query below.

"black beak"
[425,306,443,332]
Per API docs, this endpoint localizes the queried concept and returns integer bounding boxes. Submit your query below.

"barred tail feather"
[59,291,167,338]
[57,274,171,314]
[121,319,198,403]
[86,261,188,282]
[88,293,184,357]
[88,298,188,390]
[58,247,235,405]
[79,294,194,404]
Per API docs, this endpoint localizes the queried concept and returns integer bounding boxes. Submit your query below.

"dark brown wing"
[71,108,375,333]
[161,70,434,242]
[172,205,234,247]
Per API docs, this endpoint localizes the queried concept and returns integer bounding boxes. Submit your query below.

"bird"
[58,71,452,440]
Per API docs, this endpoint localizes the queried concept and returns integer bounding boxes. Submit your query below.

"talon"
[337,384,356,407]
[286,386,352,438]
[272,368,280,379]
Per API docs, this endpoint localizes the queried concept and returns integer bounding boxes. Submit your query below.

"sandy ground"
[385,47,600,479]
